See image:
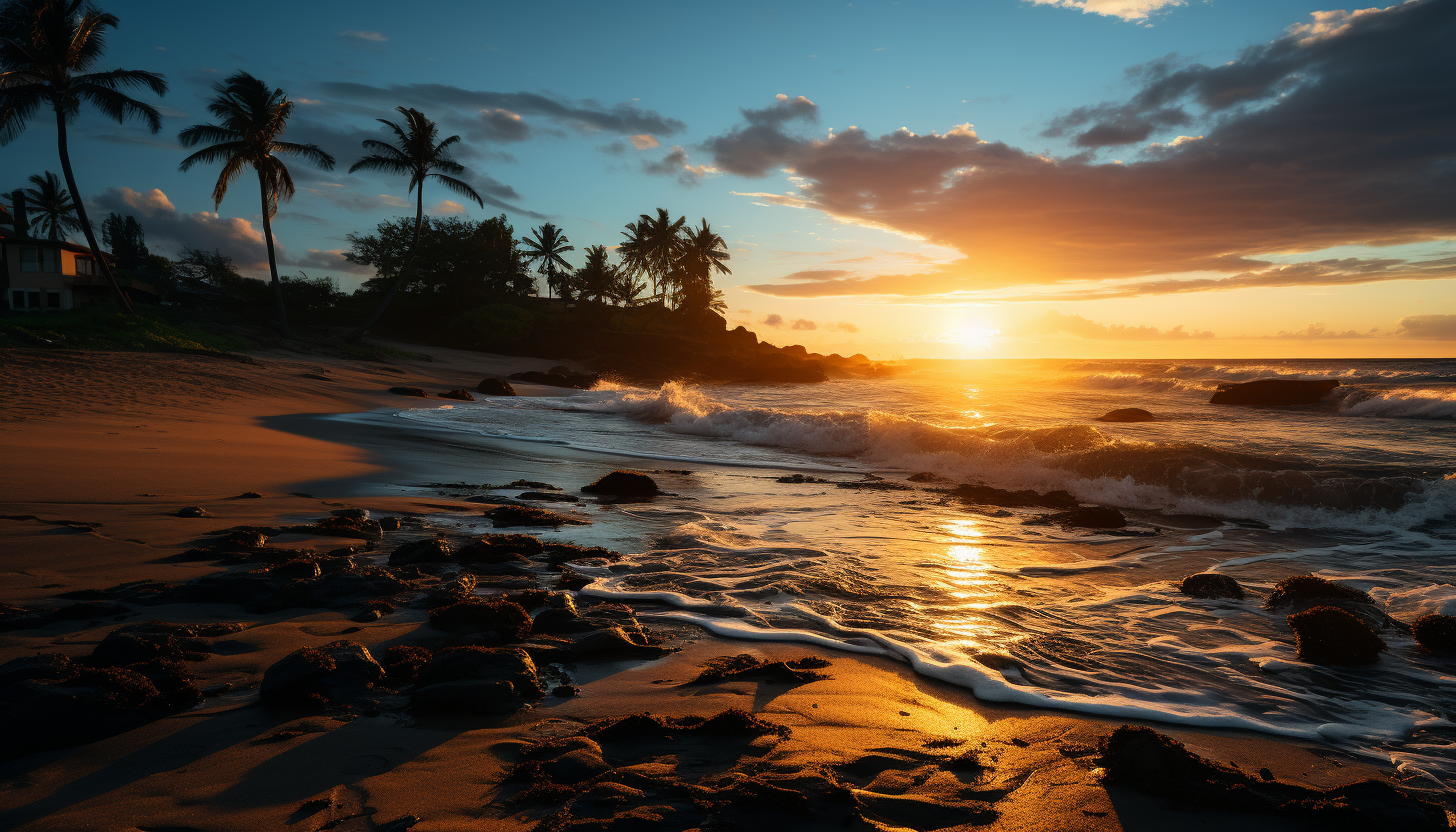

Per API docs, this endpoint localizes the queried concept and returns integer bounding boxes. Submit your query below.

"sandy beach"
[0,346,1447,832]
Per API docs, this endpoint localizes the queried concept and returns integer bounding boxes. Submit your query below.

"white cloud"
[1025,0,1184,21]
[630,134,659,150]
[339,30,388,42]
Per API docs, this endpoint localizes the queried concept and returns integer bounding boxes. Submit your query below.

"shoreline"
[0,345,1446,830]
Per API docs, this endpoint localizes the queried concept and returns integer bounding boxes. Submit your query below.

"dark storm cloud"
[723,1,1456,299]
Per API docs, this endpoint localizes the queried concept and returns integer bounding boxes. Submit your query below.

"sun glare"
[947,323,1001,352]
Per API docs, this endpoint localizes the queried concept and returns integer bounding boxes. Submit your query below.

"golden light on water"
[937,519,999,644]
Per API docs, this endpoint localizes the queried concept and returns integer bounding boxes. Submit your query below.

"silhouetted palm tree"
[0,0,167,311]
[574,244,618,303]
[635,207,685,303]
[521,223,574,299]
[674,218,730,314]
[346,106,483,339]
[23,170,82,239]
[178,72,334,337]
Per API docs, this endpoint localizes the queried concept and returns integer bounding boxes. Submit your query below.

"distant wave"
[576,382,1449,524]
[1336,388,1456,420]
[1061,361,1456,395]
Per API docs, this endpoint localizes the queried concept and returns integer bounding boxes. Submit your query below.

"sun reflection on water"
[935,518,999,645]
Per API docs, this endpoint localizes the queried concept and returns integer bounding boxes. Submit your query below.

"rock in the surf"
[438,388,474,401]
[485,504,585,527]
[1208,379,1339,406]
[951,484,1078,509]
[259,641,385,708]
[581,470,660,498]
[1048,505,1127,529]
[1095,407,1155,422]
[1265,574,1372,609]
[1413,614,1456,654]
[1178,573,1245,600]
[388,386,430,398]
[476,377,517,396]
[1286,606,1386,665]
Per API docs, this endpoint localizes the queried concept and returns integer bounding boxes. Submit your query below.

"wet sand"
[0,346,1436,831]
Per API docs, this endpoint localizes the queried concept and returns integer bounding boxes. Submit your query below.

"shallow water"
[384,358,1456,786]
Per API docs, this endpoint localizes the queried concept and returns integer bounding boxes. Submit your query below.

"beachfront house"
[0,191,155,312]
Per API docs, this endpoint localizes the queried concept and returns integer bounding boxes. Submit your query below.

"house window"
[75,257,96,275]
[47,291,62,309]
[19,247,59,273]
[9,290,23,309]
[8,289,61,311]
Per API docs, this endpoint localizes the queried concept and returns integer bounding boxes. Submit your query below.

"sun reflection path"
[935,518,1001,648]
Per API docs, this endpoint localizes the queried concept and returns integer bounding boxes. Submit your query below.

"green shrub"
[442,304,536,351]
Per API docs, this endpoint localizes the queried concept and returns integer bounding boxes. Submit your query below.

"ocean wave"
[1061,362,1456,394]
[1336,388,1456,420]
[577,382,1448,524]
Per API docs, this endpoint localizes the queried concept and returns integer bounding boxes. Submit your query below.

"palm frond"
[273,140,335,170]
[177,123,238,147]
[428,173,484,207]
[179,140,246,171]
[74,82,162,131]
[349,154,412,175]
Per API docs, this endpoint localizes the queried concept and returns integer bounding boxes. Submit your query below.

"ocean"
[354,358,1455,786]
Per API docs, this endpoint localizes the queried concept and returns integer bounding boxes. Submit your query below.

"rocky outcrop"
[259,641,385,709]
[438,388,475,401]
[951,484,1078,509]
[581,470,659,498]
[1209,379,1339,406]
[1096,408,1155,422]
[1413,614,1456,654]
[410,646,542,714]
[1178,573,1245,600]
[1286,606,1386,665]
[476,377,516,396]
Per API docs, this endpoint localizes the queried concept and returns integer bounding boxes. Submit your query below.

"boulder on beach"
[1208,379,1339,406]
[411,646,542,714]
[175,506,209,518]
[259,641,385,708]
[1286,606,1386,665]
[508,368,598,389]
[485,504,585,527]
[388,386,430,398]
[438,388,475,402]
[1413,614,1456,654]
[388,537,453,566]
[476,377,516,396]
[428,598,533,642]
[1095,408,1155,422]
[457,533,544,564]
[1178,573,1244,600]
[581,470,660,498]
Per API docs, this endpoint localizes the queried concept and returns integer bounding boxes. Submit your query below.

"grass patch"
[0,307,257,354]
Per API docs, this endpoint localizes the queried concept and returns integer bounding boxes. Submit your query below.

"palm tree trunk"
[257,168,291,338]
[55,107,132,313]
[347,185,425,341]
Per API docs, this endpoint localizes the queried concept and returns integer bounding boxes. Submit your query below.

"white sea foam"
[1338,388,1456,419]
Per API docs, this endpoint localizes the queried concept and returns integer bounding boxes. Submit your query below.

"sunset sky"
[5,0,1453,359]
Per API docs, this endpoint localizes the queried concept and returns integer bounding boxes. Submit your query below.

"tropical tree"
[573,244,618,303]
[0,0,167,311]
[346,106,483,339]
[22,170,81,239]
[674,218,731,315]
[624,208,685,303]
[520,222,574,299]
[178,71,334,337]
[100,211,146,268]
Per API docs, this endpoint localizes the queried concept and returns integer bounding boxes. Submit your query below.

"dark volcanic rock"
[259,641,385,708]
[438,388,475,401]
[388,386,430,398]
[1179,573,1245,600]
[382,645,433,684]
[302,515,383,541]
[1266,574,1372,610]
[951,484,1078,509]
[411,646,542,714]
[1098,725,1446,828]
[1413,614,1456,654]
[517,491,579,502]
[776,473,831,484]
[1047,505,1127,529]
[457,533,544,564]
[1096,408,1155,422]
[522,626,669,663]
[1209,379,1340,406]
[175,506,210,518]
[684,654,831,686]
[477,377,516,396]
[1287,606,1387,665]
[485,504,584,527]
[581,470,659,498]
[388,537,453,566]
[508,369,598,390]
[429,598,533,642]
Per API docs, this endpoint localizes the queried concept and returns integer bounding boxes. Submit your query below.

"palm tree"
[520,222,574,299]
[634,208,685,303]
[574,244,618,303]
[346,106,483,339]
[0,0,167,312]
[178,71,334,337]
[23,170,81,239]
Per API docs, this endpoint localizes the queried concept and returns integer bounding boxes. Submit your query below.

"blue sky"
[6,0,1453,357]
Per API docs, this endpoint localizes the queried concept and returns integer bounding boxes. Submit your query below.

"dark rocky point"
[1209,379,1340,406]
[476,377,517,396]
[1179,573,1245,600]
[1412,614,1456,654]
[1096,407,1155,422]
[581,470,659,498]
[1286,606,1387,665]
